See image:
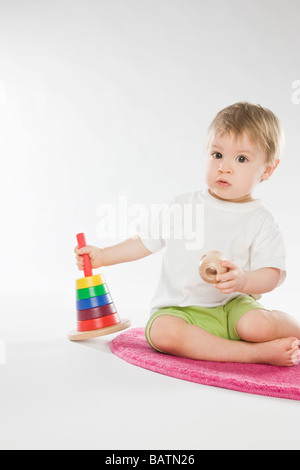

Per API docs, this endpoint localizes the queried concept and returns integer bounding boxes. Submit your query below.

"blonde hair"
[206,102,285,164]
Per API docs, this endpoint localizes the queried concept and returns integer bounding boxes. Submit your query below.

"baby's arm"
[238,267,281,295]
[75,234,152,271]
[214,260,281,295]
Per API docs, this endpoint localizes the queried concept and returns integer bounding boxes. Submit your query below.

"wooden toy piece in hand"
[199,250,229,284]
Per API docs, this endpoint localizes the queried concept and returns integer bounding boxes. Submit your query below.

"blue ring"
[76,293,113,311]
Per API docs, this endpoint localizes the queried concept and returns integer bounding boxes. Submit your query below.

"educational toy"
[68,233,131,341]
[198,250,229,284]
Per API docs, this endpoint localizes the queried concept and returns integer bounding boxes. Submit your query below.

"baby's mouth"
[216,179,231,187]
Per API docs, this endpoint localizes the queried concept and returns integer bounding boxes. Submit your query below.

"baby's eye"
[212,152,223,159]
[236,155,248,163]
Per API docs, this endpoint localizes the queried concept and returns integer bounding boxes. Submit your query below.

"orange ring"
[76,274,106,290]
[77,313,120,332]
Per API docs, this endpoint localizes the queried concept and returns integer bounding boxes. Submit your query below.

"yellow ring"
[76,274,106,290]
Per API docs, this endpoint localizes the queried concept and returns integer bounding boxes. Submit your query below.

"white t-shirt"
[139,189,286,315]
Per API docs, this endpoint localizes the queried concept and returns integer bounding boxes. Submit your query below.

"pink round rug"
[110,327,300,400]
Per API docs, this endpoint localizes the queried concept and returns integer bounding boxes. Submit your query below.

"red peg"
[76,233,93,278]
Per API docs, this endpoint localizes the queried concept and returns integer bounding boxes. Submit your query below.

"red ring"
[77,313,121,332]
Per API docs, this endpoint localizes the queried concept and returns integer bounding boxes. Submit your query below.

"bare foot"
[258,337,300,367]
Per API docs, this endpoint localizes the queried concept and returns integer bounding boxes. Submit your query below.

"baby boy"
[75,102,300,367]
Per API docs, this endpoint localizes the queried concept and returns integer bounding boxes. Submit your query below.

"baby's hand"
[214,260,247,294]
[74,245,103,271]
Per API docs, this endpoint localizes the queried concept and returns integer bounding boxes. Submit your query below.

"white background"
[0,0,300,450]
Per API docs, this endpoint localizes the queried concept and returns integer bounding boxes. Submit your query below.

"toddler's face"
[205,131,275,203]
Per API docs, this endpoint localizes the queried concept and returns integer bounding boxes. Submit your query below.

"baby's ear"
[261,159,280,181]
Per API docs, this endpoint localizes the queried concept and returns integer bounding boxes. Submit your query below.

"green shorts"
[145,295,269,352]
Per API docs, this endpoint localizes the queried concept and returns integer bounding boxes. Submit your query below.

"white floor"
[0,288,300,450]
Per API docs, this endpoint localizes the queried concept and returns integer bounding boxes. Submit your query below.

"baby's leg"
[236,309,300,343]
[149,315,300,367]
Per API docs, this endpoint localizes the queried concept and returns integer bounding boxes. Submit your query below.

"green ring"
[76,283,110,300]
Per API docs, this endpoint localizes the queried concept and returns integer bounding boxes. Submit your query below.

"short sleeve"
[250,215,286,286]
[138,201,171,254]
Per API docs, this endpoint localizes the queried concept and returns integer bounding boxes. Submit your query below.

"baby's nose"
[218,162,232,173]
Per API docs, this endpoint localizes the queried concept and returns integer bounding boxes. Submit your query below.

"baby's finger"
[216,270,238,282]
[220,260,238,270]
[76,255,84,265]
[214,280,235,291]
[77,246,92,256]
[218,289,234,295]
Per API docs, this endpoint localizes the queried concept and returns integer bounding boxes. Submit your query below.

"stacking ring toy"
[68,233,131,341]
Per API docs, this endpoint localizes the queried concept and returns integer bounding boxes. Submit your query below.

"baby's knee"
[149,315,186,352]
[237,309,278,342]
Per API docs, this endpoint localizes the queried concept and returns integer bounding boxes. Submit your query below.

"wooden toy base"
[68,318,131,341]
